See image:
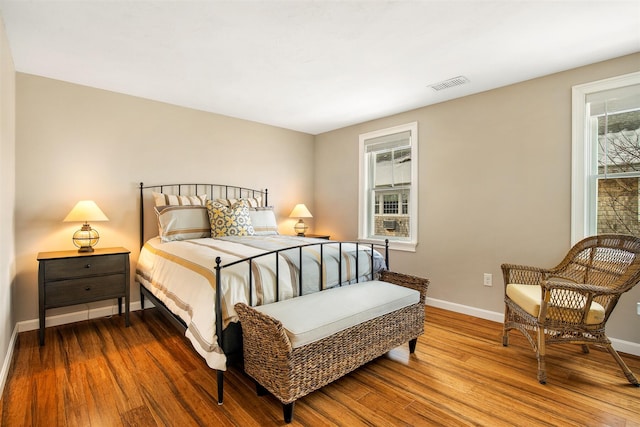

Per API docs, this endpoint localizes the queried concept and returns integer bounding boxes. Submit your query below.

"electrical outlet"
[483,273,492,287]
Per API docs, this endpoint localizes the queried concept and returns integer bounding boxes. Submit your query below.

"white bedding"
[135,235,385,370]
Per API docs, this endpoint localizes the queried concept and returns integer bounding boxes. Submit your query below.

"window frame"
[571,71,640,244]
[358,122,418,252]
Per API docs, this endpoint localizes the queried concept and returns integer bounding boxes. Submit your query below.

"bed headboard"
[139,182,268,248]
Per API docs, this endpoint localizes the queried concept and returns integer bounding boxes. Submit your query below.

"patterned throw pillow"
[206,200,255,237]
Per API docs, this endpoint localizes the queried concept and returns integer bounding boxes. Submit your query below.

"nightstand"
[37,247,131,345]
[303,234,330,240]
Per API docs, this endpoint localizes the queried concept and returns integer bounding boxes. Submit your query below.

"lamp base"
[77,246,95,253]
[294,219,308,237]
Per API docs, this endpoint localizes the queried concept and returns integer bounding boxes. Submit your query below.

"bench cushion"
[254,280,420,348]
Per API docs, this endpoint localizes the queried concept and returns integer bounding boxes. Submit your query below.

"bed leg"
[283,402,295,423]
[409,338,418,353]
[217,370,224,405]
[140,291,145,310]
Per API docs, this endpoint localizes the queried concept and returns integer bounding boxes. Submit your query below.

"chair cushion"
[506,283,605,325]
[255,280,420,348]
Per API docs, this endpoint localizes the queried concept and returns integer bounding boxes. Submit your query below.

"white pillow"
[155,205,211,242]
[249,207,279,235]
[153,191,207,207]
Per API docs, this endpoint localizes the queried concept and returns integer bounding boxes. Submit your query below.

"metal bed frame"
[136,182,389,406]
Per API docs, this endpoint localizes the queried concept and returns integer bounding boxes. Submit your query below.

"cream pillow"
[155,205,210,242]
[215,197,262,208]
[153,191,207,207]
[249,207,279,235]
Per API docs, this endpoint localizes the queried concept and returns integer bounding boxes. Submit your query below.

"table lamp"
[63,200,109,252]
[289,203,312,236]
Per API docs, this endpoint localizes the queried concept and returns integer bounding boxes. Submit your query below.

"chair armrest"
[501,263,550,287]
[541,280,617,296]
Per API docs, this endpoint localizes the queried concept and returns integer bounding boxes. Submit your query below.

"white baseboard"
[425,297,640,357]
[16,300,151,333]
[426,297,504,323]
[0,323,18,398]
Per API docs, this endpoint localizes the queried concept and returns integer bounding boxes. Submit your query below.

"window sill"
[358,238,417,253]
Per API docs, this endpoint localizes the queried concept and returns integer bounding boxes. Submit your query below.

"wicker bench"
[234,270,428,423]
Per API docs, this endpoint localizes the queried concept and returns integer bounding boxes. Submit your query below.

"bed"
[134,183,389,403]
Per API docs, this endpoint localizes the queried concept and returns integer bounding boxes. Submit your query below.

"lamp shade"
[63,200,109,223]
[63,201,108,252]
[289,204,312,219]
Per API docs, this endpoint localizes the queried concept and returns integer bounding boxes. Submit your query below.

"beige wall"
[0,16,16,393]
[315,53,640,344]
[8,52,640,350]
[13,74,315,323]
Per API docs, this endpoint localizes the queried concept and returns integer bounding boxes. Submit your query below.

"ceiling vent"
[429,76,469,91]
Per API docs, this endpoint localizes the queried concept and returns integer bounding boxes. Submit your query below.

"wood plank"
[1,306,639,426]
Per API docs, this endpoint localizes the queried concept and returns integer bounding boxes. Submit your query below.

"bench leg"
[283,402,295,423]
[256,382,268,396]
[409,338,418,353]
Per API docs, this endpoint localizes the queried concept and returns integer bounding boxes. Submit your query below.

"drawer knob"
[85,287,91,291]
[85,264,91,268]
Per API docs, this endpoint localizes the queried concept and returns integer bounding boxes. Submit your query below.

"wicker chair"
[502,234,640,385]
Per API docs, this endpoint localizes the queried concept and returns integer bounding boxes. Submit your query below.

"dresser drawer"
[44,273,126,308]
[43,253,125,280]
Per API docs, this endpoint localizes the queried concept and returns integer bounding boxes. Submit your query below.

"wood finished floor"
[1,306,639,426]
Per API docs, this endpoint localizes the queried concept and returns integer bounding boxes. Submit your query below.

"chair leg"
[502,305,510,347]
[536,328,547,384]
[409,338,417,353]
[581,344,590,354]
[605,344,639,386]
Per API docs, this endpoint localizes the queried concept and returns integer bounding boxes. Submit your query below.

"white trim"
[0,323,18,398]
[426,297,640,356]
[426,297,504,323]
[571,71,640,245]
[16,300,150,333]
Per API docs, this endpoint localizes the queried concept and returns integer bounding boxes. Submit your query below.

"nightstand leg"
[125,298,130,327]
[39,311,45,346]
[117,297,122,316]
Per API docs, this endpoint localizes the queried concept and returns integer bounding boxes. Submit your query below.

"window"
[572,72,640,243]
[359,122,418,251]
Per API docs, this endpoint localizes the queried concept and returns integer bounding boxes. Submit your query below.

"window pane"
[393,148,412,185]
[597,177,640,235]
[597,110,640,175]
[383,194,398,214]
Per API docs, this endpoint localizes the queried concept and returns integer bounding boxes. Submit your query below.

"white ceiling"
[0,1,639,135]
